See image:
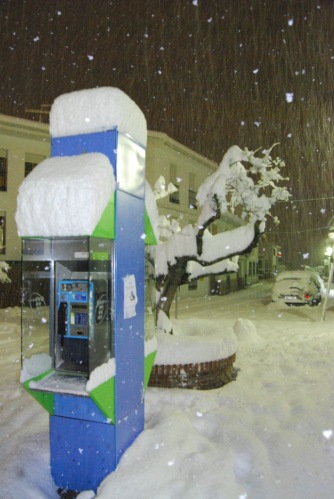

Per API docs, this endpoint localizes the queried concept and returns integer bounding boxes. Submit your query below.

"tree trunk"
[155,257,189,326]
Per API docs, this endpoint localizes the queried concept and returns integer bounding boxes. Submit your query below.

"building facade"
[0,113,265,305]
[0,114,50,259]
[258,234,282,278]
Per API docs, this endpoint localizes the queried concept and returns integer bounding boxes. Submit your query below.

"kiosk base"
[50,415,116,492]
[50,401,144,493]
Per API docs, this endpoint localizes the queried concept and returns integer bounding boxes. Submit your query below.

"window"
[188,172,197,209]
[0,211,6,254]
[169,164,180,204]
[248,261,257,275]
[188,278,198,290]
[25,152,45,177]
[0,149,8,191]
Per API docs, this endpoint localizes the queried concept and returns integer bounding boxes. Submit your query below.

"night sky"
[1,0,333,268]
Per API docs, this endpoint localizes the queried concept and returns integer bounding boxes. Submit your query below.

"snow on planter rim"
[154,318,237,365]
[49,86,147,147]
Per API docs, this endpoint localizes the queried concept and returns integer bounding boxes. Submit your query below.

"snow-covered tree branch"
[147,145,289,333]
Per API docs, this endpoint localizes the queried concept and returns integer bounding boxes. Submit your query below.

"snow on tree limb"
[198,223,255,264]
[187,257,239,280]
[197,144,289,229]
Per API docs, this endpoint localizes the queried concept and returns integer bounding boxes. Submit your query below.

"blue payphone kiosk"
[16,88,157,493]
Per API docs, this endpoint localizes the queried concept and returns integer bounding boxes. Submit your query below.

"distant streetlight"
[325,246,333,257]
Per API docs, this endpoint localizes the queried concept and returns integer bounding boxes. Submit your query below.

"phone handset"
[57,302,68,347]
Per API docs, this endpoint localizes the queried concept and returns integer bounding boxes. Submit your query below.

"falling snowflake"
[286,92,294,103]
[323,429,333,440]
[87,54,94,61]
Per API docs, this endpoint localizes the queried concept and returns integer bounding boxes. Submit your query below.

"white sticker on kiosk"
[74,252,89,259]
[123,274,138,319]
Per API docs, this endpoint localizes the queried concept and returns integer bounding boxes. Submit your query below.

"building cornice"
[147,130,218,171]
[0,113,49,141]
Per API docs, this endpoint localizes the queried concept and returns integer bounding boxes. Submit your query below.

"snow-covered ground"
[2,280,334,499]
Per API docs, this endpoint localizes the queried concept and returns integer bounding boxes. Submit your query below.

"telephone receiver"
[57,302,68,347]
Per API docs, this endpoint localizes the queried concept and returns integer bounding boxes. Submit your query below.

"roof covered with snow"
[49,87,147,147]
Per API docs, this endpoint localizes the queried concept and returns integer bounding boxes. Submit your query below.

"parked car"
[271,270,323,306]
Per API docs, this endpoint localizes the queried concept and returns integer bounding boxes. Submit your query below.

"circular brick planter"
[148,353,237,390]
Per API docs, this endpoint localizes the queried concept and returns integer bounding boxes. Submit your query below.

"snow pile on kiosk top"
[49,87,147,146]
[15,153,115,237]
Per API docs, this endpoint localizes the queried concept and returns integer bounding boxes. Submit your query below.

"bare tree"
[147,145,289,333]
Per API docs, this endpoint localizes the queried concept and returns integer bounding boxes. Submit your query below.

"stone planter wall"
[148,353,237,390]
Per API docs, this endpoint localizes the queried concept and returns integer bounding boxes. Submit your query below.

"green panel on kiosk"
[23,369,55,415]
[144,351,157,390]
[88,376,115,424]
[92,196,115,239]
[144,209,157,246]
[91,195,156,244]
[91,251,110,261]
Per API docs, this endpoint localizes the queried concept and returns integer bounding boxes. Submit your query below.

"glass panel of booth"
[117,133,145,198]
[21,238,53,379]
[88,237,113,373]
[21,237,114,384]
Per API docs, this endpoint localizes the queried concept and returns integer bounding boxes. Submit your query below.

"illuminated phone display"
[73,312,88,326]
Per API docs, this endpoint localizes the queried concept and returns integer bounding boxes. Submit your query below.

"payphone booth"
[17,88,157,493]
[21,236,113,377]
